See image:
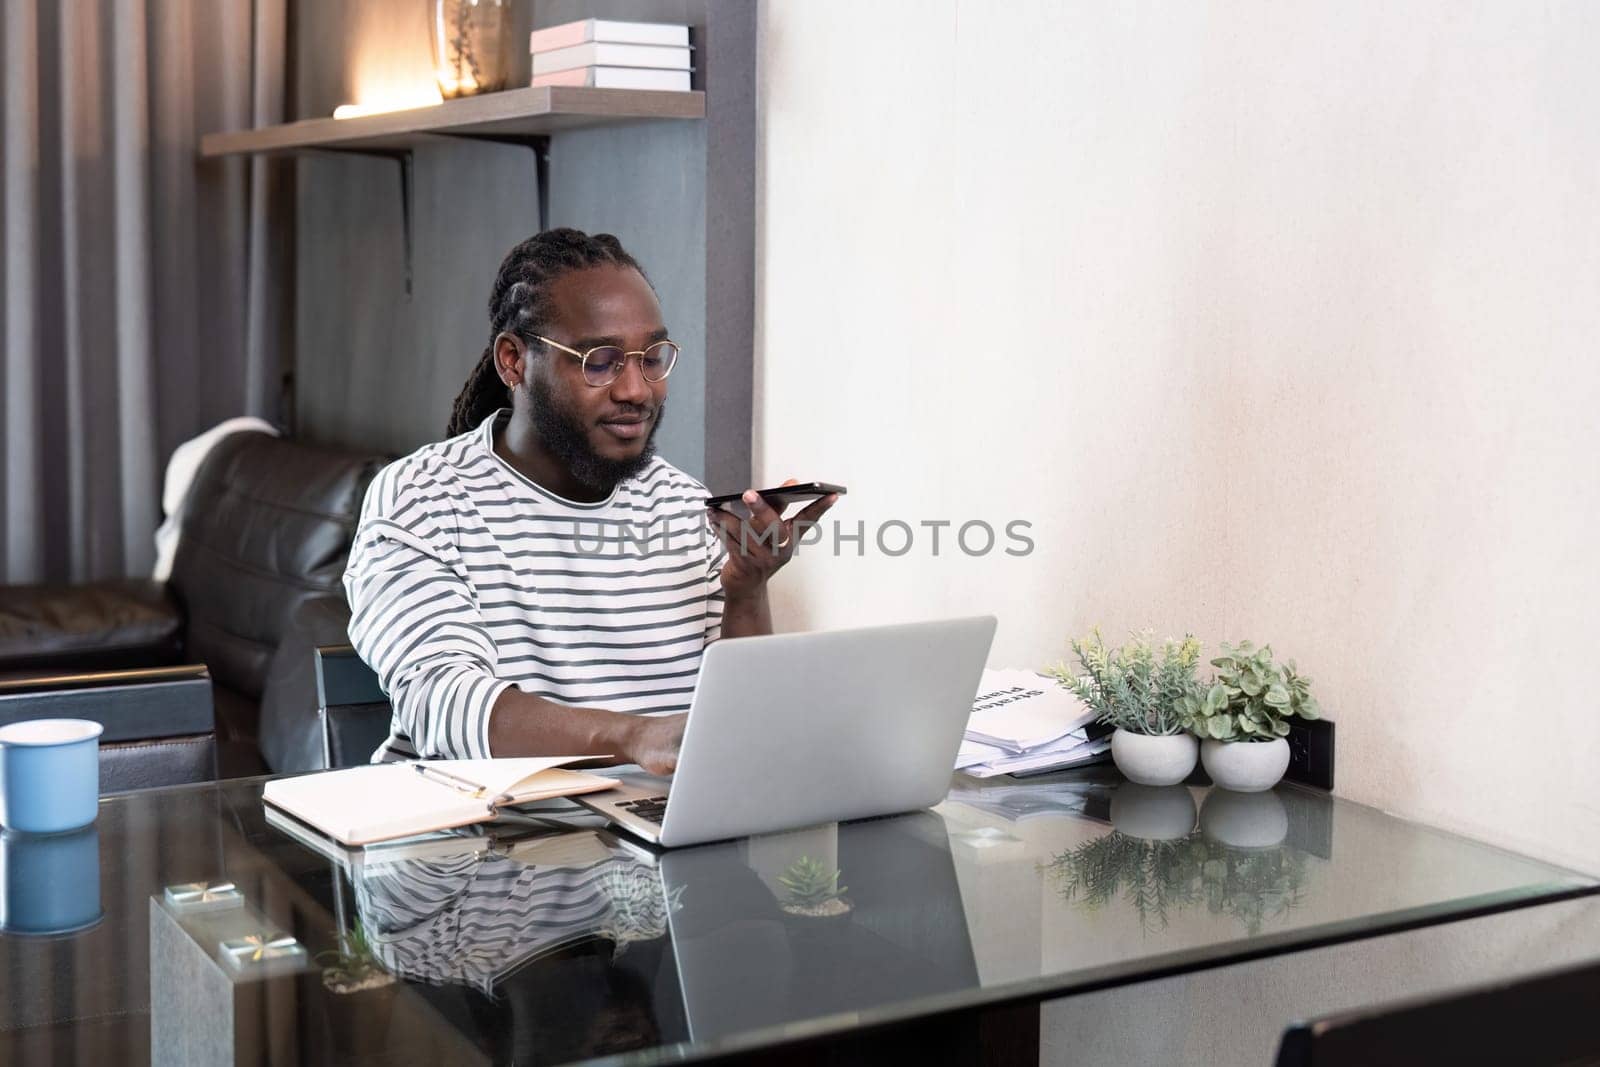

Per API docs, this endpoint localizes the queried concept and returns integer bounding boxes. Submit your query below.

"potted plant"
[1049,629,1205,786]
[778,856,851,918]
[317,921,394,995]
[316,921,399,1058]
[1182,641,1320,792]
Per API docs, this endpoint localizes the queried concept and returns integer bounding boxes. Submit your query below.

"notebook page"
[430,756,617,800]
[263,764,484,845]
[498,768,619,805]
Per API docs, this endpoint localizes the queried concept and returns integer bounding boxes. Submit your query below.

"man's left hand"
[706,478,839,601]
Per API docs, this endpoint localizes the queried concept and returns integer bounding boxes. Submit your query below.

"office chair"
[0,665,216,791]
[1275,955,1600,1066]
[312,645,392,769]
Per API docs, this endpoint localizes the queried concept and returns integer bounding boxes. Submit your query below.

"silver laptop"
[573,615,997,848]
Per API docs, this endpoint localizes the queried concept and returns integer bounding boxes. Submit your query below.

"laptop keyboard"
[618,795,669,824]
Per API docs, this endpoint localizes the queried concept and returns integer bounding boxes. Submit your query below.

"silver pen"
[410,761,513,810]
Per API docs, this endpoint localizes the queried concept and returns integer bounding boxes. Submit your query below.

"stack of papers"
[957,669,1110,778]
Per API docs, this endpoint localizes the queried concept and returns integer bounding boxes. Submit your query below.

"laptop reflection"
[342,810,977,1059]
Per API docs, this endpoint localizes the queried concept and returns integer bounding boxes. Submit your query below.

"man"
[344,229,835,772]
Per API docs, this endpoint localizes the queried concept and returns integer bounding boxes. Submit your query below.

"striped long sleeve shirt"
[344,411,727,763]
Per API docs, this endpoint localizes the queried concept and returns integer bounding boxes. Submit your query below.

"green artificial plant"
[779,856,850,917]
[316,921,394,994]
[1182,641,1320,742]
[1048,628,1206,736]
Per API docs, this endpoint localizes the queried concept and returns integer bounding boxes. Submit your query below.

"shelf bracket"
[436,133,551,232]
[316,148,416,298]
[308,131,554,298]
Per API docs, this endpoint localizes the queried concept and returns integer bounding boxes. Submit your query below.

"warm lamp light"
[331,90,444,120]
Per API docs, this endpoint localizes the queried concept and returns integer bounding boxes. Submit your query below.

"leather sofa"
[0,665,218,791]
[0,432,390,778]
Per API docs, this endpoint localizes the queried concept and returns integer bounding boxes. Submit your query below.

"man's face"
[525,265,670,491]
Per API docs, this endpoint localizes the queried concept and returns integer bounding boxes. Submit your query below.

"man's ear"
[493,332,526,387]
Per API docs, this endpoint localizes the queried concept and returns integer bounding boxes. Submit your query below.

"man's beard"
[527,374,664,494]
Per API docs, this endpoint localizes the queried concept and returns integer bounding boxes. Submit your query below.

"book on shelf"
[533,42,692,77]
[532,67,692,92]
[529,18,690,53]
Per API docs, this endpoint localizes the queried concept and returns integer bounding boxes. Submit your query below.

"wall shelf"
[199,86,705,157]
[212,0,752,489]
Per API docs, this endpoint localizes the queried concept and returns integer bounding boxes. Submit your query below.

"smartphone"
[704,482,847,520]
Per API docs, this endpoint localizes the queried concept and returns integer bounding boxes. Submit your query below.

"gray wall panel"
[546,119,707,481]
[411,141,544,441]
[702,0,756,492]
[294,140,540,455]
[293,151,401,450]
[536,0,711,483]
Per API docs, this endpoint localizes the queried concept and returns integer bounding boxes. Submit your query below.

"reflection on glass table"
[324,810,979,1059]
[0,824,102,936]
[2,773,1594,1067]
[1041,786,1313,935]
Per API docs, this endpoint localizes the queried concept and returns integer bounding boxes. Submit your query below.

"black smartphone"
[704,482,847,520]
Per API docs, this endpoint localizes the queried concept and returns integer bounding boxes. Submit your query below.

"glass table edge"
[569,876,1600,1067]
[100,776,1600,885]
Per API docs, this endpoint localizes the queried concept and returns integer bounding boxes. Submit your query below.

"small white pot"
[1111,729,1198,787]
[1110,784,1197,841]
[1201,737,1290,793]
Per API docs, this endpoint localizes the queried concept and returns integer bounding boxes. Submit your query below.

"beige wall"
[756,1,1600,873]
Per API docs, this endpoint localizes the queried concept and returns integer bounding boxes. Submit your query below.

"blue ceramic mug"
[0,825,102,936]
[0,718,103,834]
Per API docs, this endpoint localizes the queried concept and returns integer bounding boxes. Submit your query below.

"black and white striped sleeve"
[704,514,727,644]
[343,464,513,761]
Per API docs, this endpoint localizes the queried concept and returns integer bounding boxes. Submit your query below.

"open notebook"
[262,757,620,846]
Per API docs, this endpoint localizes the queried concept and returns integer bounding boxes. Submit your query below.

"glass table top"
[1,770,1593,1065]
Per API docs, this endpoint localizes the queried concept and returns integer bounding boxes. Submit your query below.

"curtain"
[1,0,289,584]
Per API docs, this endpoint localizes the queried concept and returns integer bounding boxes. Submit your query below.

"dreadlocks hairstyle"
[446,228,644,437]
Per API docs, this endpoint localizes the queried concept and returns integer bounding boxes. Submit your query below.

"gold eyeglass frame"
[533,335,679,387]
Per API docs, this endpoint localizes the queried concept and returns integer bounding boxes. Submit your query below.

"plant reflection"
[1045,833,1208,932]
[1041,790,1312,935]
[1196,845,1308,935]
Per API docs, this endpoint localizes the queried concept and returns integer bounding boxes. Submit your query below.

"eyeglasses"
[534,335,680,388]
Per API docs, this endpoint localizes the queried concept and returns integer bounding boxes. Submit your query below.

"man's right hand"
[624,713,687,776]
[488,690,687,772]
